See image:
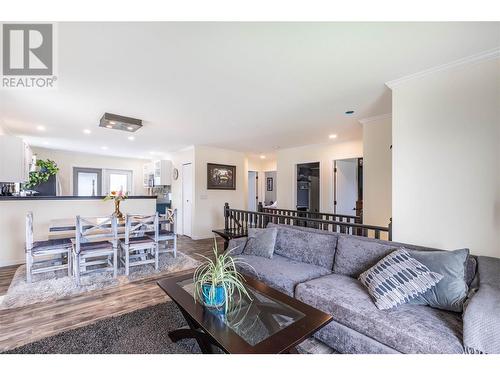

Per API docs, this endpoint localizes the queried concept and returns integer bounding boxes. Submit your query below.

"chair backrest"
[124,213,158,244]
[25,211,34,251]
[165,208,177,234]
[75,215,118,254]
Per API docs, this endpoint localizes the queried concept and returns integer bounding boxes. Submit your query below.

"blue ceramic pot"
[202,284,226,308]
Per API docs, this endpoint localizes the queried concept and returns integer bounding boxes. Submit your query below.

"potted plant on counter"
[23,159,59,194]
[193,238,252,313]
[103,189,128,220]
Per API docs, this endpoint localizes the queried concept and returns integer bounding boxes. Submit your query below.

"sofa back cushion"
[333,235,396,277]
[267,223,337,269]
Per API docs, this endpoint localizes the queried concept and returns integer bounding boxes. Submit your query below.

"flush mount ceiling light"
[99,113,142,132]
[36,125,46,131]
[329,134,337,139]
[127,136,135,141]
[83,129,91,134]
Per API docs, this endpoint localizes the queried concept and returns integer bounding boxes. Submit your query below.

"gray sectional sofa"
[227,223,500,354]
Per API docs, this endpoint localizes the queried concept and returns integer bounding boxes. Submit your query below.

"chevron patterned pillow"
[359,248,443,310]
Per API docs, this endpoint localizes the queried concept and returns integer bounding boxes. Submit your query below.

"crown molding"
[385,47,500,89]
[359,113,392,125]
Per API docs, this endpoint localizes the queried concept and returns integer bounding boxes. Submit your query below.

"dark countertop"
[0,195,157,201]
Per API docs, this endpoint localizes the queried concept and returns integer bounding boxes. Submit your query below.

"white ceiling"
[1,22,499,159]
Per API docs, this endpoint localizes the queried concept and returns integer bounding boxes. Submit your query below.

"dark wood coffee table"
[157,272,333,354]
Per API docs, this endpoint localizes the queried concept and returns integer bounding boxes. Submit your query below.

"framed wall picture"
[207,163,236,190]
[266,177,273,191]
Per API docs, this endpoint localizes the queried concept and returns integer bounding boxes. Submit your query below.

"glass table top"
[177,278,305,346]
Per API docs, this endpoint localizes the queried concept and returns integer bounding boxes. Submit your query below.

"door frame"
[294,161,321,211]
[247,170,259,211]
[333,157,363,215]
[181,163,193,237]
[72,167,102,196]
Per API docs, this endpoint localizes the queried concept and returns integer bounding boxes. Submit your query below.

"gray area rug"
[0,252,200,310]
[3,301,332,354]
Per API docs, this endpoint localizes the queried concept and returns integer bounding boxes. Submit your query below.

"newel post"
[388,217,393,241]
[257,202,263,212]
[224,202,230,231]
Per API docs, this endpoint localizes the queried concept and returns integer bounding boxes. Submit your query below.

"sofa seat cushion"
[295,273,464,353]
[267,223,337,269]
[238,254,331,296]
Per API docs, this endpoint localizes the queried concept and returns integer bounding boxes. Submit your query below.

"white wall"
[392,57,500,257]
[276,141,363,212]
[32,147,149,196]
[193,145,246,239]
[362,115,392,227]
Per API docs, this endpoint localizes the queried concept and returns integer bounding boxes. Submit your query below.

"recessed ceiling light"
[43,141,49,145]
[83,129,91,134]
[127,126,134,131]
[329,134,338,139]
[260,155,266,159]
[345,110,355,115]
[101,146,108,150]
[109,121,116,125]
[36,125,46,131]
[128,136,135,141]
[105,125,113,129]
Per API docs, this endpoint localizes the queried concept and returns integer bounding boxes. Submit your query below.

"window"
[103,169,133,195]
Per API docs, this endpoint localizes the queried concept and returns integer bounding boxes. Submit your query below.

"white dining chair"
[25,211,73,283]
[72,215,118,286]
[119,213,159,276]
[146,208,177,258]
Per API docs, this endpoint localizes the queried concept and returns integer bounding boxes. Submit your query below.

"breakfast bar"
[0,196,156,267]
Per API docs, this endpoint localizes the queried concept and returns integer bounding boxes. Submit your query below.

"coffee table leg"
[170,304,221,354]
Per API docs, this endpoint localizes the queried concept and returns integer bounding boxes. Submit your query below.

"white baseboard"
[0,258,25,268]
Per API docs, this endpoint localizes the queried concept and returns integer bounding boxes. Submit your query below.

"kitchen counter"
[0,195,156,200]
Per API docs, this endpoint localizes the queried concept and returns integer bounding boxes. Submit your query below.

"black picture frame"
[207,163,236,190]
[267,177,273,191]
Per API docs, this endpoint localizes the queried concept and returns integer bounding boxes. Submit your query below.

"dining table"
[48,216,170,240]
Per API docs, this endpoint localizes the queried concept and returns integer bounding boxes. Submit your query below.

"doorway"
[296,162,320,213]
[334,158,363,217]
[264,171,277,206]
[247,171,258,211]
[73,167,102,196]
[182,163,193,238]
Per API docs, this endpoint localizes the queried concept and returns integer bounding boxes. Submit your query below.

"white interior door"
[335,159,358,215]
[182,163,193,237]
[248,171,257,211]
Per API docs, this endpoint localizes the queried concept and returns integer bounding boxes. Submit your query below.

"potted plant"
[103,189,128,220]
[24,159,59,190]
[193,238,253,313]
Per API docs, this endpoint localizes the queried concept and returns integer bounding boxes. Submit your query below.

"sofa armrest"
[226,237,248,255]
[463,256,500,354]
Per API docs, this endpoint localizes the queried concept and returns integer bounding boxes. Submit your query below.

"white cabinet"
[143,160,172,187]
[143,162,154,188]
[153,160,172,186]
[0,135,32,183]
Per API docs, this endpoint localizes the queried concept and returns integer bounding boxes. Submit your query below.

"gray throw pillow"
[407,248,469,312]
[358,248,443,310]
[243,227,277,259]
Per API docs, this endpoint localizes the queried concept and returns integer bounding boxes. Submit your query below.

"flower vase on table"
[103,190,128,220]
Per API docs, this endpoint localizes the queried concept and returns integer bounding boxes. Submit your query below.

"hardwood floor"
[0,236,222,352]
